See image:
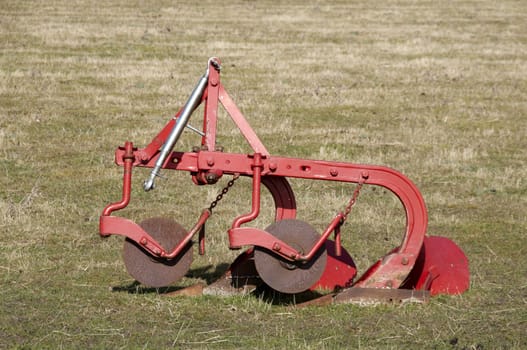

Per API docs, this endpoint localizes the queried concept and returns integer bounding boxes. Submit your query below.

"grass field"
[1,0,526,348]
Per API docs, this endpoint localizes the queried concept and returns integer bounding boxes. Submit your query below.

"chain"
[341,178,366,224]
[208,173,240,212]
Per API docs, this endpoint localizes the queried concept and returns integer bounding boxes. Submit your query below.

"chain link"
[208,174,240,212]
[341,178,365,224]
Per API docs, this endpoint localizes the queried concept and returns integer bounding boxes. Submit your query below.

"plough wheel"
[122,217,193,288]
[254,219,327,294]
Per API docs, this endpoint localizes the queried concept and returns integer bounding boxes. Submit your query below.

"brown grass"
[1,0,526,348]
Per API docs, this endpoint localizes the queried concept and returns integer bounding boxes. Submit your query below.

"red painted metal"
[203,62,220,151]
[401,236,470,295]
[218,86,270,156]
[101,141,134,218]
[162,209,211,259]
[312,240,357,291]
[100,210,210,259]
[261,176,297,221]
[99,58,469,296]
[228,213,345,262]
[231,153,264,229]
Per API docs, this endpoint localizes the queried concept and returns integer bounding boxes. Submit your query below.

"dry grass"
[1,0,526,348]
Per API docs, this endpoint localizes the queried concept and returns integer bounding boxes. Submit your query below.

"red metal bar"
[100,209,211,259]
[231,153,264,229]
[261,176,297,221]
[161,209,211,259]
[218,86,270,156]
[189,152,427,254]
[198,223,206,255]
[101,141,134,219]
[228,212,344,262]
[300,213,344,262]
[203,63,220,151]
[334,224,342,257]
[100,215,166,255]
[135,117,176,163]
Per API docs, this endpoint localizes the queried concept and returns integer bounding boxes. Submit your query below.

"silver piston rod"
[143,59,218,191]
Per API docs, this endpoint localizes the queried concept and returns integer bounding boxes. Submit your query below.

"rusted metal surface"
[296,288,430,308]
[254,220,327,294]
[122,218,192,288]
[203,249,262,296]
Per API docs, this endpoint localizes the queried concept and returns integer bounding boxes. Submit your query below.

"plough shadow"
[185,263,231,283]
[110,263,326,305]
[251,285,326,306]
[110,263,230,295]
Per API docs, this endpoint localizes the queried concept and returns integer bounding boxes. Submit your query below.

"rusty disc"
[253,219,327,294]
[123,217,192,288]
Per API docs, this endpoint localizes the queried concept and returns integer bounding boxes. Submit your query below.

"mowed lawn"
[1,0,526,348]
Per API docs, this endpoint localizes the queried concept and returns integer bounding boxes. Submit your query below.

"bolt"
[206,173,219,183]
[137,151,148,162]
[280,260,297,271]
[401,257,409,265]
[330,168,338,176]
[269,163,277,172]
[273,243,281,251]
[207,157,215,166]
[140,238,148,245]
[361,171,369,179]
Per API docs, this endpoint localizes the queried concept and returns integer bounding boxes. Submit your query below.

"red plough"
[99,58,469,304]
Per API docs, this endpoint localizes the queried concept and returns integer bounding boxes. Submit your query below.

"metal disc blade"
[123,217,193,288]
[254,219,327,294]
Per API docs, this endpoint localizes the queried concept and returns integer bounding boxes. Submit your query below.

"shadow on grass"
[185,263,231,284]
[110,263,327,305]
[251,284,326,306]
[110,263,231,295]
